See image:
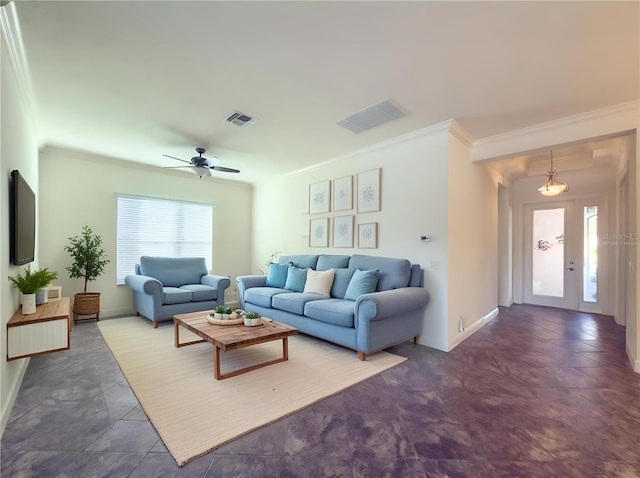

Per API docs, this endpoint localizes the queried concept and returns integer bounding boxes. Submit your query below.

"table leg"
[174,321,179,347]
[214,346,222,380]
[283,337,289,361]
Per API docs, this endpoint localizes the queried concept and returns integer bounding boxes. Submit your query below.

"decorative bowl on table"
[207,315,243,325]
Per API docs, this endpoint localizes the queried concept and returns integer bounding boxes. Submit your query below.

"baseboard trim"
[447,307,499,351]
[0,358,29,436]
[626,341,640,374]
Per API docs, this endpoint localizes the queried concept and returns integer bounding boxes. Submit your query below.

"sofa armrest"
[201,274,231,304]
[124,274,163,299]
[236,275,267,309]
[355,287,430,324]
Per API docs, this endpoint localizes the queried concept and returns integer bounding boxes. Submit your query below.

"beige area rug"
[98,316,406,466]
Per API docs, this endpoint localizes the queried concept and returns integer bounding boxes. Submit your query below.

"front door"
[523,197,606,313]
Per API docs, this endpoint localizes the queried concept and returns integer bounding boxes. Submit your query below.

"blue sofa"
[236,254,430,360]
[124,256,230,327]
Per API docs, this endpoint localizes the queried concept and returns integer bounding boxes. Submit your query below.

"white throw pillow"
[303,269,335,296]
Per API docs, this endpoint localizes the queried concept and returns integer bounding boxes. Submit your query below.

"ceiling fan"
[163,147,240,177]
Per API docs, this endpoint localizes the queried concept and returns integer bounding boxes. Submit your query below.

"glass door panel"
[532,208,565,298]
[583,206,598,303]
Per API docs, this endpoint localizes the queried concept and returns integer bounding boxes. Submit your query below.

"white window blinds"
[116,195,213,284]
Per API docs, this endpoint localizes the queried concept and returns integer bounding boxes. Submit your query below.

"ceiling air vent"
[336,99,406,134]
[225,111,256,127]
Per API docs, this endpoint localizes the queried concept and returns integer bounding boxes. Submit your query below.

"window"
[116,195,213,284]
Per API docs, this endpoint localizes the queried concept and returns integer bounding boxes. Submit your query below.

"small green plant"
[8,267,58,294]
[215,305,226,314]
[65,226,109,293]
[224,307,234,314]
[245,312,261,319]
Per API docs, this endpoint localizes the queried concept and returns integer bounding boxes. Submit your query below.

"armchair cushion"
[163,287,193,305]
[180,284,217,301]
[139,256,207,287]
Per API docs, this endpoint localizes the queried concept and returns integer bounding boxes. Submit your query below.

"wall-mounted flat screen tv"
[9,169,36,266]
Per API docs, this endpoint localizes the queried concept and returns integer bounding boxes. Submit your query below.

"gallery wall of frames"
[308,168,381,249]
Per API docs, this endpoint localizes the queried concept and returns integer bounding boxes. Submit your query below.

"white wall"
[1,33,40,433]
[447,133,500,349]
[38,147,253,317]
[497,183,513,306]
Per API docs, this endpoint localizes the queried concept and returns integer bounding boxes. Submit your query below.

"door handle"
[568,267,575,271]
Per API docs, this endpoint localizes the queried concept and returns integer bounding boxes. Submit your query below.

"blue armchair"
[124,256,230,327]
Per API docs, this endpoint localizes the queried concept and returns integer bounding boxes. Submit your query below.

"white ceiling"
[6,1,639,183]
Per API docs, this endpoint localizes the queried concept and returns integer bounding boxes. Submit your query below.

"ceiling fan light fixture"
[538,151,569,197]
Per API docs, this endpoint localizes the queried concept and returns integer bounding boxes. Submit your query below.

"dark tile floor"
[2,305,640,477]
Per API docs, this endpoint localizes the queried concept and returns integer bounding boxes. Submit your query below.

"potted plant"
[8,267,58,314]
[214,305,226,319]
[33,268,58,305]
[65,226,109,323]
[244,311,262,327]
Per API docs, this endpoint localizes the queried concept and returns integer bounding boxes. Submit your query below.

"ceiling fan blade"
[210,166,240,174]
[163,165,191,169]
[163,154,191,164]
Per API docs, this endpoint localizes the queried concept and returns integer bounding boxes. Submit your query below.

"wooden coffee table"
[173,311,298,380]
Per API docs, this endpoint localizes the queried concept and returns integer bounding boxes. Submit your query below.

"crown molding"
[448,119,473,148]
[470,100,639,162]
[1,2,40,138]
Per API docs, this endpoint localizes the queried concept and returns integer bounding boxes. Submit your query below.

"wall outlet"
[458,316,465,333]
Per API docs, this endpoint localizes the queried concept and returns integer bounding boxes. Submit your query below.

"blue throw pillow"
[284,265,308,292]
[344,269,379,301]
[265,263,288,288]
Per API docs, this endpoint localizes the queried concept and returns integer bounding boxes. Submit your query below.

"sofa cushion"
[304,269,335,296]
[244,287,289,308]
[349,254,411,291]
[272,292,327,315]
[139,256,207,287]
[330,268,355,299]
[316,254,350,270]
[265,263,289,288]
[284,265,308,292]
[179,284,217,302]
[344,269,379,301]
[279,255,319,270]
[163,287,193,305]
[304,299,355,328]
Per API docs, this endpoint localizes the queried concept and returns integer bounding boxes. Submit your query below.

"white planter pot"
[21,293,37,314]
[244,317,263,327]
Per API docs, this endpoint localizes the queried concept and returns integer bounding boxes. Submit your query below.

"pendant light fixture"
[538,150,569,197]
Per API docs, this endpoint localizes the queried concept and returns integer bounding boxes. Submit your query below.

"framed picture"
[358,222,378,249]
[309,180,330,214]
[332,175,353,211]
[357,168,381,213]
[333,215,354,248]
[309,218,329,247]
